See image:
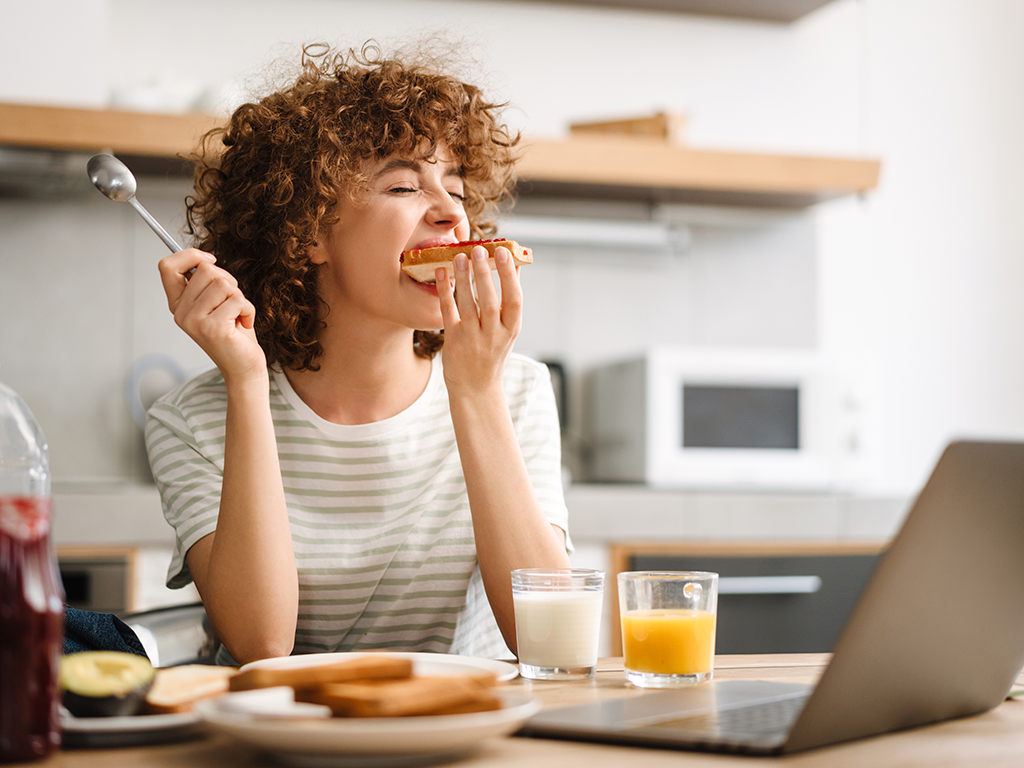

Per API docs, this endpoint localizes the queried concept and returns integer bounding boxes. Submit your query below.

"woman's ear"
[309,240,328,265]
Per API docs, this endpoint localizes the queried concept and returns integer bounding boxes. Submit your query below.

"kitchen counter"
[53,485,169,547]
[565,484,909,544]
[51,483,909,548]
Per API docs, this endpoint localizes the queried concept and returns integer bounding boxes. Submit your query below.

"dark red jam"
[0,496,63,762]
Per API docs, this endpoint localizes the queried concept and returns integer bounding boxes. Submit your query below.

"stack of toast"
[148,655,503,717]
[230,655,502,717]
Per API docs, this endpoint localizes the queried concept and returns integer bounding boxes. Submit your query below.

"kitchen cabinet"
[609,541,885,655]
[0,102,880,209]
[57,546,137,614]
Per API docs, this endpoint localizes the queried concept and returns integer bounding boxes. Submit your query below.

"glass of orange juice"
[618,571,718,687]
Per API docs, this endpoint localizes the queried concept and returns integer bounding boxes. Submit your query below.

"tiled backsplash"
[0,174,213,484]
[0,171,818,487]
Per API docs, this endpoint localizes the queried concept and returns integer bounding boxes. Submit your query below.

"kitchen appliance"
[582,347,835,489]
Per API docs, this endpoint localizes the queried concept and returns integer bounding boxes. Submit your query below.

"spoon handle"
[128,197,182,252]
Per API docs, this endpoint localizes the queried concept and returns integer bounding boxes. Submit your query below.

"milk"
[513,590,604,669]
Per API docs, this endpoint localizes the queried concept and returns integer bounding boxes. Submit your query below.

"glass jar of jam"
[0,381,63,762]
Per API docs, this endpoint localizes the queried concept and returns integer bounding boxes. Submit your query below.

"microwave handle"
[718,575,822,595]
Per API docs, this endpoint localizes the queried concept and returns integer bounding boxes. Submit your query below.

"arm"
[436,247,571,654]
[157,249,298,663]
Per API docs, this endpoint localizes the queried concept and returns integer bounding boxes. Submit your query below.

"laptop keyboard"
[650,694,809,740]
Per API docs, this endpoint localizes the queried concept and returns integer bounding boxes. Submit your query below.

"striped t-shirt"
[145,353,569,659]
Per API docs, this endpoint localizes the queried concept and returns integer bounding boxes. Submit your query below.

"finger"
[452,252,478,324]
[173,269,241,333]
[236,296,257,332]
[494,246,523,331]
[158,249,216,309]
[435,266,460,329]
[172,263,241,325]
[169,262,217,321]
[472,246,500,320]
[203,288,257,333]
[182,289,252,352]
[205,291,255,335]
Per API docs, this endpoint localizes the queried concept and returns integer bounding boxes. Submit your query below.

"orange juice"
[621,609,716,675]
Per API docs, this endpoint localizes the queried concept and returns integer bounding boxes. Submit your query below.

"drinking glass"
[511,569,605,680]
[618,571,718,687]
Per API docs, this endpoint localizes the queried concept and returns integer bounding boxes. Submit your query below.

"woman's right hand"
[158,249,266,384]
[159,249,296,663]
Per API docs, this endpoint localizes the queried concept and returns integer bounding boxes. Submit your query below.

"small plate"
[196,688,540,767]
[238,651,519,683]
[60,709,205,748]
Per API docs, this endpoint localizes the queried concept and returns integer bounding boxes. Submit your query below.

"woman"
[146,42,571,665]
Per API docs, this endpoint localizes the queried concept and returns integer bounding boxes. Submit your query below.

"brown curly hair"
[185,41,520,370]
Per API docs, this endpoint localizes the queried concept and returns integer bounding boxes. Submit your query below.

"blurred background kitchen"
[1,0,1023,653]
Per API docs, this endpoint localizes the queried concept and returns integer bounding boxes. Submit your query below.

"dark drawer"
[622,548,883,654]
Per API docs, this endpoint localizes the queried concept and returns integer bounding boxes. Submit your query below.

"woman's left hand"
[435,245,522,396]
[435,245,567,654]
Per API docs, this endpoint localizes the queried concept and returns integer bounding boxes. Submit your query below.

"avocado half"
[60,651,156,717]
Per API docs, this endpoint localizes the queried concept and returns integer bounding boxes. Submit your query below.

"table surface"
[50,655,1024,767]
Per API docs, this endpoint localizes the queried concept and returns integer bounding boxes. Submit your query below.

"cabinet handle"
[718,575,822,595]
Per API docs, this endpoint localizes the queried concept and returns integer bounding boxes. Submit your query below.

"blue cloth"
[62,605,149,659]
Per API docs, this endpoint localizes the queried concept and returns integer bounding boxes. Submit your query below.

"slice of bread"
[144,665,237,714]
[295,673,500,717]
[229,655,414,692]
[400,239,532,284]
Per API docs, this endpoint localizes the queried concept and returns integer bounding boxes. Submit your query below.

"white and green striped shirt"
[145,353,569,659]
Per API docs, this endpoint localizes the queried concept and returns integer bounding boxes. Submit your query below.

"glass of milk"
[511,569,605,680]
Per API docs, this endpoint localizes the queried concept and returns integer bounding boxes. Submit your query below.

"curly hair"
[185,41,520,370]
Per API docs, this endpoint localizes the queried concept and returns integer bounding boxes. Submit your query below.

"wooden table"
[49,655,1024,767]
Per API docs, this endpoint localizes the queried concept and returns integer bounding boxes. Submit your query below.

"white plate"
[238,651,519,683]
[196,687,540,767]
[60,709,204,748]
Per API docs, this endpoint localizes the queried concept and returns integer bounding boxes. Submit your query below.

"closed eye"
[449,190,467,203]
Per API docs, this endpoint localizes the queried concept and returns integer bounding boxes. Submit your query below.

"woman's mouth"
[411,278,440,297]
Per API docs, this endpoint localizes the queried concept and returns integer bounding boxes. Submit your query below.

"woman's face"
[312,144,471,335]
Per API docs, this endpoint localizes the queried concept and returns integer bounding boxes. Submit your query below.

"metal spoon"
[87,153,182,252]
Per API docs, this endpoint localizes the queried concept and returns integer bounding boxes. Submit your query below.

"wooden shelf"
[0,102,219,178]
[0,102,219,158]
[517,136,880,208]
[0,102,880,208]
[524,0,837,23]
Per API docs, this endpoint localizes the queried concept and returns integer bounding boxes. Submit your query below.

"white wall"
[1,0,1022,498]
[818,2,1024,493]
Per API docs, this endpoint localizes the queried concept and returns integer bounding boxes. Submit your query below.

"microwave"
[582,347,836,490]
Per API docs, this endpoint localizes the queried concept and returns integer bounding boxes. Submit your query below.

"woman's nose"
[429,191,466,228]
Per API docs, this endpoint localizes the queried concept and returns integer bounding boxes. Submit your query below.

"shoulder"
[502,353,552,395]
[152,367,227,415]
[501,354,559,426]
[146,367,228,440]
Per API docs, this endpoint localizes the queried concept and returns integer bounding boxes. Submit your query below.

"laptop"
[520,440,1024,754]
